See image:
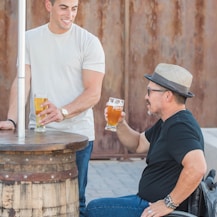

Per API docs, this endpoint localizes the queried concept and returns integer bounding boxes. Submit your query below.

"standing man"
[85,63,207,217]
[0,0,105,216]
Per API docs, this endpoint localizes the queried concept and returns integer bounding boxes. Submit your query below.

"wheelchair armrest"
[166,210,197,217]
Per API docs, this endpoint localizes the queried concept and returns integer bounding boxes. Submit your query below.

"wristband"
[7,119,17,129]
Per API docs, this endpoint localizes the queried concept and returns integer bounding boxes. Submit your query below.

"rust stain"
[172,0,182,41]
[97,1,105,40]
[193,0,205,117]
[194,0,205,65]
[145,0,158,40]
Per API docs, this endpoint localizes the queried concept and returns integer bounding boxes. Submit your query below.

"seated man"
[85,63,207,217]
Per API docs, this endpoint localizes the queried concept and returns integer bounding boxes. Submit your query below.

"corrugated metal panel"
[0,0,216,159]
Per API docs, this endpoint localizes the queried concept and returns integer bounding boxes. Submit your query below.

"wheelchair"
[166,169,217,217]
[167,211,197,216]
[165,186,206,217]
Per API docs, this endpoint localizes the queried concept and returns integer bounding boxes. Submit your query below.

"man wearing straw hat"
[85,63,207,217]
[0,0,105,216]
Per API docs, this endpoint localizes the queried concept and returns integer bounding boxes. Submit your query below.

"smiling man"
[46,0,79,33]
[0,1,105,216]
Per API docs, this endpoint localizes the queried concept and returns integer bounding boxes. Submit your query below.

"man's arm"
[63,69,105,118]
[169,149,207,205]
[116,120,150,154]
[0,65,31,129]
[41,69,105,124]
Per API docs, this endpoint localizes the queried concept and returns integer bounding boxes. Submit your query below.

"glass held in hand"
[105,97,124,132]
[34,93,48,132]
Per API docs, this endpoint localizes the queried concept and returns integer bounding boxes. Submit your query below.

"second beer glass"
[105,97,124,132]
[34,93,48,132]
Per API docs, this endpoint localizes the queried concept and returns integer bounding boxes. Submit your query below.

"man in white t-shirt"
[0,1,105,216]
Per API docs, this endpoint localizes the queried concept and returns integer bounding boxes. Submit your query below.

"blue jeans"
[85,194,149,217]
[76,141,93,217]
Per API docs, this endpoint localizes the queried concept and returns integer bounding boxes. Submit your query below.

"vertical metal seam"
[124,0,129,120]
[123,0,130,159]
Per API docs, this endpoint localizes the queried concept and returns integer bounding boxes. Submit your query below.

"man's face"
[46,0,79,34]
[145,81,167,117]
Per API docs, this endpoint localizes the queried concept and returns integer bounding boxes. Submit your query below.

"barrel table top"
[0,130,88,152]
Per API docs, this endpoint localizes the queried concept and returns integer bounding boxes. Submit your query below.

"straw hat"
[144,63,194,98]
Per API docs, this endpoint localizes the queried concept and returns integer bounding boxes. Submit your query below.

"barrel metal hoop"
[0,168,78,183]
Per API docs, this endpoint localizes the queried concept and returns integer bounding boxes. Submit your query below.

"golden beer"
[105,97,124,132]
[107,105,122,126]
[34,97,48,132]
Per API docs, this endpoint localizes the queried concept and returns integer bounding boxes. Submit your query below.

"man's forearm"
[169,150,207,206]
[7,78,18,122]
[7,67,31,124]
[116,120,141,152]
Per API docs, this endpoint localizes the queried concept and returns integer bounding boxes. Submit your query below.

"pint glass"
[34,93,48,132]
[105,97,124,132]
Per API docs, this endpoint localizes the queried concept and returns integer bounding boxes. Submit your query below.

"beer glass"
[105,97,124,132]
[34,93,48,132]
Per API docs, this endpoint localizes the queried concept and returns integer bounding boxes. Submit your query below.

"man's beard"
[147,110,152,116]
[146,99,152,116]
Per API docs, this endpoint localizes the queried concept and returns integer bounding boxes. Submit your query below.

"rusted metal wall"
[0,0,216,159]
[0,1,18,120]
[130,0,217,131]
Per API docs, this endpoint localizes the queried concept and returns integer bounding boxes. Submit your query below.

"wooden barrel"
[0,130,88,217]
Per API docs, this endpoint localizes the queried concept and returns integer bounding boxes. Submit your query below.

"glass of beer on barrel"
[34,93,48,132]
[105,97,124,132]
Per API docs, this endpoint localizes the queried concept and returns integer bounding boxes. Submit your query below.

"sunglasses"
[147,87,168,97]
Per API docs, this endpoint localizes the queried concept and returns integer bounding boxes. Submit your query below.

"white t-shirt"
[25,23,105,140]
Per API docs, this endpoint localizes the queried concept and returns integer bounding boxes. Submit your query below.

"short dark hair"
[49,0,55,5]
[173,92,187,104]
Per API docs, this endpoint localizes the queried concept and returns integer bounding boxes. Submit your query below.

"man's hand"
[0,120,16,130]
[38,100,64,126]
[141,200,174,217]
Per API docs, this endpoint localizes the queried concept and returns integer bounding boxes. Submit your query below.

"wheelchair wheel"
[166,210,197,217]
